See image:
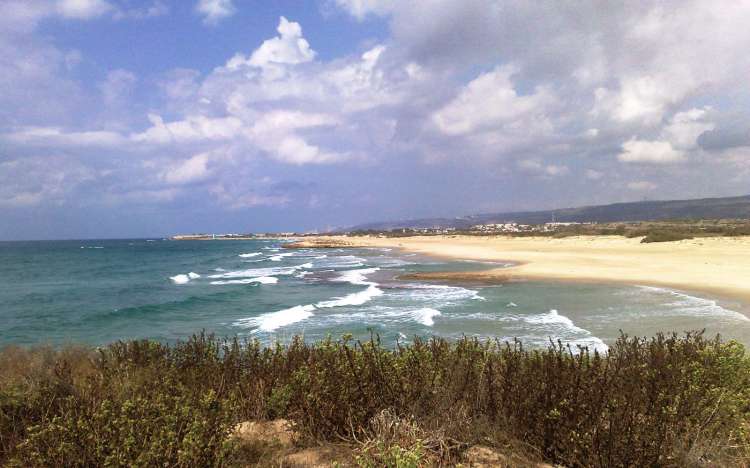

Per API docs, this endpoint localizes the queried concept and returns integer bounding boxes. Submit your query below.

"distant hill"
[350,194,750,231]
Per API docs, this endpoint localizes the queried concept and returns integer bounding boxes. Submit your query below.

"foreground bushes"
[1,332,749,466]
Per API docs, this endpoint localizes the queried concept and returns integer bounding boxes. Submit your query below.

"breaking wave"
[235,304,315,332]
[210,276,278,285]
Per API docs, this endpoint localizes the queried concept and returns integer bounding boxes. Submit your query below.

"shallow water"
[1,238,749,349]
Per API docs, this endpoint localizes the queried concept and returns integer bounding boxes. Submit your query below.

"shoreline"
[299,234,750,315]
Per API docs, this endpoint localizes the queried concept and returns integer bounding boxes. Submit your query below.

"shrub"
[640,230,694,243]
[1,331,749,466]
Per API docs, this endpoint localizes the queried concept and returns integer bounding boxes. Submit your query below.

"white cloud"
[432,65,555,136]
[162,152,212,185]
[618,107,714,164]
[273,135,347,165]
[518,160,569,177]
[585,169,604,180]
[57,0,113,19]
[333,0,395,20]
[618,139,685,164]
[0,156,95,207]
[226,17,315,71]
[245,110,346,164]
[99,69,137,105]
[662,107,715,150]
[132,114,243,144]
[196,0,235,25]
[3,127,126,147]
[627,181,657,191]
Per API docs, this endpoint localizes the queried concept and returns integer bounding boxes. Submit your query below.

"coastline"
[297,234,750,314]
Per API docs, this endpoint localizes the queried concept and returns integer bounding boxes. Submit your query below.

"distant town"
[171,218,750,244]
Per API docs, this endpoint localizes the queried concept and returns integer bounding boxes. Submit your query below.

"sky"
[2,0,750,239]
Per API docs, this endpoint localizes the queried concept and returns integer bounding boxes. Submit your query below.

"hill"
[350,194,750,230]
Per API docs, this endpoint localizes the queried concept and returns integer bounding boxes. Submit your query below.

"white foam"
[316,268,384,308]
[524,309,609,353]
[210,276,278,285]
[334,267,380,285]
[239,252,262,258]
[188,272,200,279]
[411,308,441,326]
[524,309,588,334]
[235,304,315,332]
[170,274,190,284]
[403,283,485,303]
[316,285,384,308]
[269,252,294,262]
[568,337,609,354]
[314,255,366,269]
[208,264,308,279]
[638,286,749,322]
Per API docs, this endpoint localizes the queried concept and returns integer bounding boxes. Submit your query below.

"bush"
[640,230,694,243]
[1,332,749,466]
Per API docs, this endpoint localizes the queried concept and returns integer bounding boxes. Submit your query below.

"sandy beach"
[302,235,750,309]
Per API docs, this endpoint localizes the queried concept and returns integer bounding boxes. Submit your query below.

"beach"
[301,235,750,310]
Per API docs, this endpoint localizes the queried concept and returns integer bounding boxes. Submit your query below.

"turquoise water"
[2,239,750,349]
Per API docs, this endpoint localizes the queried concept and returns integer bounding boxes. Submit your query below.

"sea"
[2,238,750,350]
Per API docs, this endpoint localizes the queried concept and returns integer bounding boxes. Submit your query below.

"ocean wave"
[170,272,200,284]
[314,255,366,269]
[269,252,295,262]
[316,284,384,308]
[402,283,485,303]
[524,309,588,333]
[208,264,308,279]
[523,309,609,353]
[567,336,609,354]
[210,276,278,285]
[637,286,749,322]
[334,267,380,285]
[316,268,384,308]
[411,308,441,326]
[170,274,190,284]
[238,252,262,258]
[235,304,315,332]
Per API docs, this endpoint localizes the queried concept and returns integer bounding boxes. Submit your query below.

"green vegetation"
[345,219,750,243]
[2,332,749,466]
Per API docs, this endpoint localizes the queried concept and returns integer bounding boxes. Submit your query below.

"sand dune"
[309,235,750,309]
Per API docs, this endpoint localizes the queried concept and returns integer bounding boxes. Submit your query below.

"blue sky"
[2,0,750,239]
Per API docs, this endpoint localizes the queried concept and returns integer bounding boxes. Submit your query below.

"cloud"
[518,159,569,177]
[627,180,657,191]
[5,2,750,229]
[99,69,137,105]
[585,169,604,180]
[57,0,113,19]
[432,65,556,137]
[226,17,315,71]
[196,0,235,25]
[0,156,95,208]
[333,0,395,20]
[162,152,212,185]
[618,139,685,164]
[131,114,243,145]
[4,127,126,147]
[617,108,714,164]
